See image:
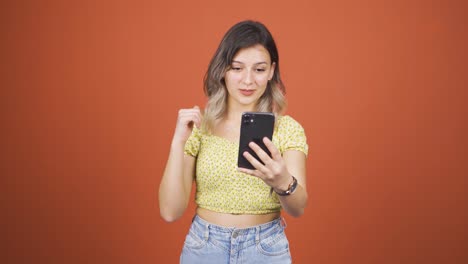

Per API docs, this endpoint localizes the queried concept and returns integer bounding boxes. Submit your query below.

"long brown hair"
[202,20,287,133]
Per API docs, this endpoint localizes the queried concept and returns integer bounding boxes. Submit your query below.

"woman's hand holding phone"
[173,106,202,145]
[237,137,293,192]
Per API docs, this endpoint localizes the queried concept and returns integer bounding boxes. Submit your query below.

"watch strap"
[273,176,298,196]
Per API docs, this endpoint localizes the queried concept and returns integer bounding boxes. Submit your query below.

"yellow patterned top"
[184,115,308,214]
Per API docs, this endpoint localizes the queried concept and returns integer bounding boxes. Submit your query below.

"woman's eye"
[256,68,266,72]
[231,67,241,71]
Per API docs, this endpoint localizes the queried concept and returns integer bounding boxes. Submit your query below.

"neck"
[225,103,256,122]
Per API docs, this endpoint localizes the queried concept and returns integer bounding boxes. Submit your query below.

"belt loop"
[255,226,260,244]
[280,217,287,229]
[204,224,209,241]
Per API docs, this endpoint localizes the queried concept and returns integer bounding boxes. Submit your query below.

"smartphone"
[237,112,275,170]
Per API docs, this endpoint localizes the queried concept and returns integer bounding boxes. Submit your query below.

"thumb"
[192,105,202,128]
[193,105,204,115]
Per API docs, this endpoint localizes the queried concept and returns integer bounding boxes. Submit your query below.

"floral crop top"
[184,115,308,214]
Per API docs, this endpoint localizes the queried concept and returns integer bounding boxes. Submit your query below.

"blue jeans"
[180,215,292,264]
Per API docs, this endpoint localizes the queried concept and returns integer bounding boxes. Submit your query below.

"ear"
[268,62,276,80]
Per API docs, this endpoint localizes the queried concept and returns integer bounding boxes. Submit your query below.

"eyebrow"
[231,60,268,65]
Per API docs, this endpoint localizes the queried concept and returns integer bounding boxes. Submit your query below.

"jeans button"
[232,231,238,238]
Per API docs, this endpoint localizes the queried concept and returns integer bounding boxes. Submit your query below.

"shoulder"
[184,126,204,157]
[276,115,305,132]
[275,115,308,155]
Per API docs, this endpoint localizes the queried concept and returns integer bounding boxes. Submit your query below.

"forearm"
[278,184,308,217]
[159,142,193,222]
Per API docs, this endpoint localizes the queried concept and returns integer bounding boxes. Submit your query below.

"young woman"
[159,20,308,263]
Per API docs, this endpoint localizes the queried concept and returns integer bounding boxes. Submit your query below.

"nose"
[242,70,253,86]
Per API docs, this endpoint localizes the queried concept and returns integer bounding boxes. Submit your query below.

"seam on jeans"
[259,223,282,240]
[262,229,286,248]
[204,224,209,241]
[185,229,208,250]
[255,226,260,244]
[206,237,230,252]
[255,233,290,257]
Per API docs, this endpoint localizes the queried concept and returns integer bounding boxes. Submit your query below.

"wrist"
[274,176,294,192]
[272,175,298,196]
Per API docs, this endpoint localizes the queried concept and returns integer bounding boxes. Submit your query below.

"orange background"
[3,0,467,263]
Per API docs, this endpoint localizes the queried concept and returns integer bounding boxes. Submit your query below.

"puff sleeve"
[276,116,308,156]
[184,126,202,157]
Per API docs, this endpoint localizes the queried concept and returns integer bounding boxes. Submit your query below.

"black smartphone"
[237,112,275,170]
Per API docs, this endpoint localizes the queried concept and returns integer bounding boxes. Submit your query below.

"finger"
[263,137,281,160]
[191,106,203,127]
[243,151,269,174]
[178,112,200,123]
[179,111,202,127]
[179,109,201,118]
[237,167,262,178]
[194,108,203,127]
[178,116,200,131]
[190,106,203,118]
[248,141,273,165]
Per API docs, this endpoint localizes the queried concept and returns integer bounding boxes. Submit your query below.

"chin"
[239,100,257,107]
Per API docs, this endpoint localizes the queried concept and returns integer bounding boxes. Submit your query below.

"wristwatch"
[273,176,298,196]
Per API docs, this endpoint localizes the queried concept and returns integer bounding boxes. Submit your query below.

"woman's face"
[224,44,275,111]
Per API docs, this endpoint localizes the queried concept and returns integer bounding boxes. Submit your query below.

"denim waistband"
[193,214,286,231]
[191,215,286,243]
